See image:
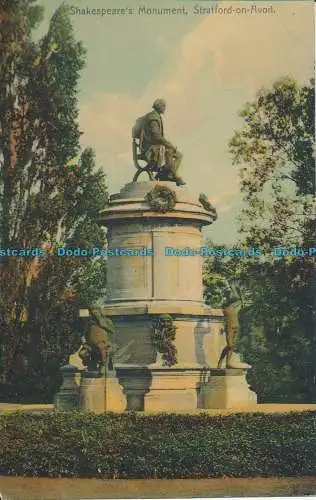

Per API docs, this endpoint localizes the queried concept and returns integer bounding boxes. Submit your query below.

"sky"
[37,0,314,243]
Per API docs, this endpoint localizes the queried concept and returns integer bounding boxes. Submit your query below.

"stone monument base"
[55,365,127,413]
[79,371,126,413]
[144,366,202,411]
[116,365,203,412]
[116,364,255,412]
[104,371,127,412]
[56,364,257,413]
[79,372,106,414]
[199,368,257,409]
[115,366,151,411]
[55,365,80,411]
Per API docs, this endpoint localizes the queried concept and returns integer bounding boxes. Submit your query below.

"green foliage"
[203,239,316,402]
[230,77,314,198]
[229,77,315,250]
[237,257,316,403]
[72,258,107,309]
[202,78,316,403]
[203,242,245,308]
[0,1,109,399]
[0,411,315,478]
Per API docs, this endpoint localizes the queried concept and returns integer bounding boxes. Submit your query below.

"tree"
[203,240,316,402]
[218,77,316,402]
[0,1,109,400]
[229,77,315,250]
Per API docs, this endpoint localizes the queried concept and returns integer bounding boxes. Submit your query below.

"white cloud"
[79,1,314,212]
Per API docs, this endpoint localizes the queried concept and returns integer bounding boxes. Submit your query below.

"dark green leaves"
[0,411,315,478]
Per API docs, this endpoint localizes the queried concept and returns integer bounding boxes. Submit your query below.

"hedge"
[0,411,315,478]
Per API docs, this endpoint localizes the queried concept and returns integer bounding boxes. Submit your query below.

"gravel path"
[0,476,315,499]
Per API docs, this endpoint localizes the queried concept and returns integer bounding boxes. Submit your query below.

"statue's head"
[153,98,166,114]
[158,314,173,328]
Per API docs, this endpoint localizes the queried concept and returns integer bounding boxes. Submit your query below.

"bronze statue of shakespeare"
[132,98,185,186]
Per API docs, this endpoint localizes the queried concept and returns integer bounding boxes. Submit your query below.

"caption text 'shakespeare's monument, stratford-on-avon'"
[55,98,257,413]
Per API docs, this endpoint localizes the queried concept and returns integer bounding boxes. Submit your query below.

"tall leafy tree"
[203,242,316,402]
[229,77,315,249]
[214,77,316,402]
[0,1,108,400]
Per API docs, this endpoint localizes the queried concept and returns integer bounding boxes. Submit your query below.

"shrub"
[0,411,315,478]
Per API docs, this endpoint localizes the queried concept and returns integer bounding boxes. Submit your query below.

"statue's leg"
[150,146,160,164]
[172,151,182,176]
[147,169,155,181]
[164,149,184,183]
[226,326,251,368]
[164,148,175,179]
[172,151,186,186]
[225,326,235,367]
[96,343,108,377]
[217,346,229,368]
[226,349,235,368]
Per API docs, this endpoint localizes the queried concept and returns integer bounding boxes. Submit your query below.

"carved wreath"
[145,185,177,213]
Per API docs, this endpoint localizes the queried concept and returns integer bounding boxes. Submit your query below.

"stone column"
[116,366,151,411]
[98,181,225,367]
[95,180,257,410]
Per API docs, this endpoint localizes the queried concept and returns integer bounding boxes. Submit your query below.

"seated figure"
[132,98,185,186]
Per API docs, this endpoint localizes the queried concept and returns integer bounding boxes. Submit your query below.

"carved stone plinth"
[199,368,257,409]
[144,366,202,412]
[116,366,151,411]
[104,371,127,412]
[55,364,80,411]
[79,372,105,414]
[98,181,226,368]
[116,364,205,412]
[93,181,257,411]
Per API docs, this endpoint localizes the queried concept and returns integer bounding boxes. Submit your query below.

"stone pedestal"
[98,181,226,368]
[79,372,105,414]
[116,366,152,411]
[104,371,127,412]
[55,364,80,411]
[95,181,257,411]
[199,369,257,409]
[144,366,202,412]
[67,339,126,412]
[116,365,204,412]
